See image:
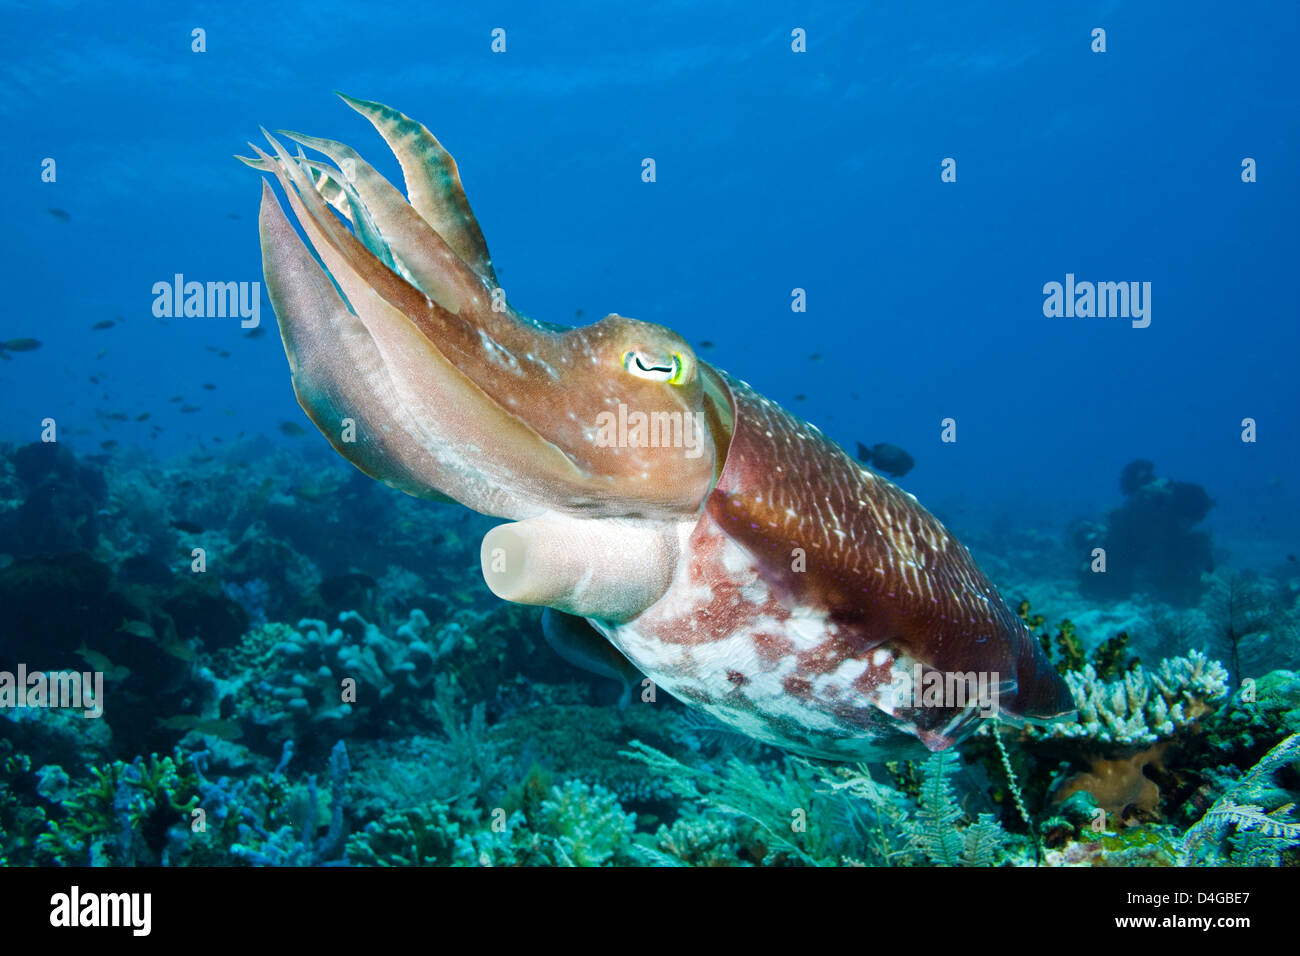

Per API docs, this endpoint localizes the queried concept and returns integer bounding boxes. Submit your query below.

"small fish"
[76,645,113,673]
[202,383,216,390]
[100,440,118,450]
[2,338,41,352]
[156,716,242,739]
[76,645,131,682]
[156,715,199,731]
[217,349,231,359]
[279,421,306,437]
[169,519,204,534]
[575,309,585,319]
[106,411,129,422]
[245,326,267,339]
[228,212,242,220]
[180,404,200,413]
[47,208,71,222]
[89,375,100,385]
[168,395,184,403]
[808,352,823,361]
[698,340,715,350]
[856,441,916,479]
[118,619,157,640]
[91,320,115,331]
[159,639,197,662]
[96,349,108,359]
[793,394,806,402]
[135,412,151,421]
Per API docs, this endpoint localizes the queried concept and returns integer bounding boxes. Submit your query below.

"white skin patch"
[596,511,933,759]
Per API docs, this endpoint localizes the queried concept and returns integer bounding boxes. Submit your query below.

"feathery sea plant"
[1182,733,1300,866]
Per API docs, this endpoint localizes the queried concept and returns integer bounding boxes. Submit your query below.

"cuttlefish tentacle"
[257,179,453,504]
[247,98,1073,758]
[277,128,479,314]
[337,92,497,286]
[253,136,595,520]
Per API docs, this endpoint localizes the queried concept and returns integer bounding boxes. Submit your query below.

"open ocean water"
[0,0,1297,900]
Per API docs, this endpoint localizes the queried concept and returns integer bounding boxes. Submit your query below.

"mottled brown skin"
[704,371,1073,723]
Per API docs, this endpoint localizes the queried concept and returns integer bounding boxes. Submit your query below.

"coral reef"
[0,437,1295,868]
[1040,650,1230,746]
[1071,459,1215,606]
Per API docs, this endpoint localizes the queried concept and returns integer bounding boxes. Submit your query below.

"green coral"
[1021,600,1086,674]
[1206,670,1300,760]
[1183,732,1300,866]
[346,801,467,866]
[637,812,743,867]
[535,780,637,866]
[35,751,200,865]
[626,741,889,866]
[904,751,1007,866]
[345,781,636,867]
[1091,630,1139,680]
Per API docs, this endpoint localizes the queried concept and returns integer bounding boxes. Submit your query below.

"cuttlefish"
[241,96,1073,759]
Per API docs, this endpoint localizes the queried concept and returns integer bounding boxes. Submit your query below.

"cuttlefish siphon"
[241,95,1073,759]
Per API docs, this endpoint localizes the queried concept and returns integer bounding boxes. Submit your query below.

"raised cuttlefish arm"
[241,95,1073,759]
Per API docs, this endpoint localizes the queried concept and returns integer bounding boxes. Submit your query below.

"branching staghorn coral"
[1036,650,1230,746]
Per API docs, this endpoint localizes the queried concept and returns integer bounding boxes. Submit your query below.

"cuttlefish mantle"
[242,95,1073,759]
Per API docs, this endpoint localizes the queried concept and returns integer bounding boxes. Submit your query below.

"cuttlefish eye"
[622,349,692,385]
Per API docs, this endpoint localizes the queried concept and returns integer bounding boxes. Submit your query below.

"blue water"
[4,0,1298,555]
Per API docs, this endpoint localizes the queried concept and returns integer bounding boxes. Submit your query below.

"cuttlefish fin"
[337,92,498,287]
[257,179,453,504]
[541,608,642,709]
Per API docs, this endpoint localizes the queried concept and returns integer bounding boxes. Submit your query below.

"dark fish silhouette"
[2,338,41,352]
[169,519,204,534]
[279,421,306,437]
[47,208,71,222]
[91,320,115,330]
[856,441,916,479]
